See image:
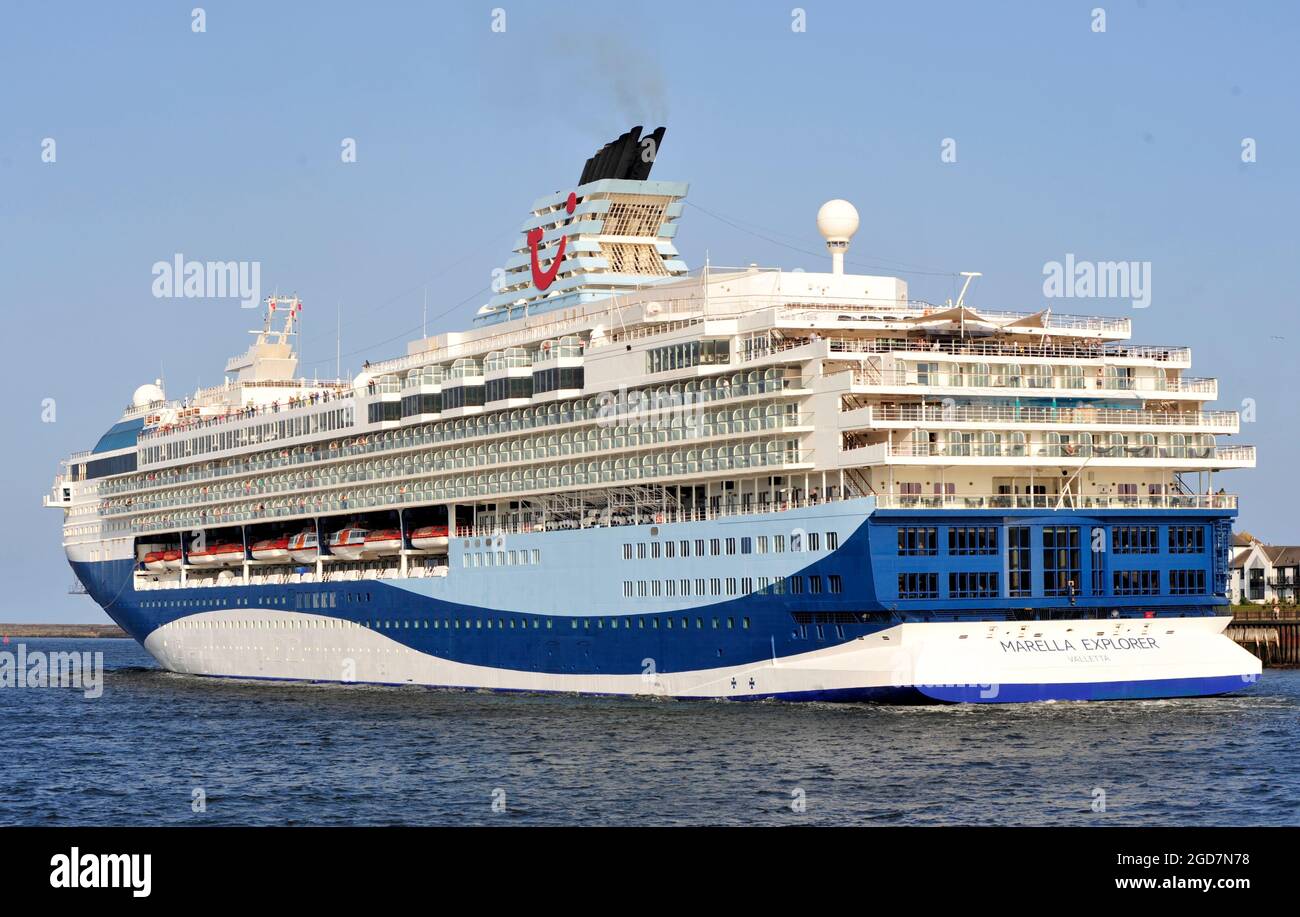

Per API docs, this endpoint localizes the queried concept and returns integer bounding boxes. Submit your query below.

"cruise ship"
[45,128,1262,702]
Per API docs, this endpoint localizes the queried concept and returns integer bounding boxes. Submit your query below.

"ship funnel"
[816,199,859,275]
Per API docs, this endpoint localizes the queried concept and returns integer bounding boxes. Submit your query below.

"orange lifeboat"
[328,527,368,560]
[410,525,449,551]
[250,536,291,562]
[287,530,319,564]
[362,529,404,557]
[188,543,245,567]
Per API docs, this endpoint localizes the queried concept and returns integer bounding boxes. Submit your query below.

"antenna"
[954,271,982,308]
[422,286,428,341]
[336,302,342,381]
[704,250,710,318]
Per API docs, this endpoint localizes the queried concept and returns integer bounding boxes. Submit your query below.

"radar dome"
[816,199,860,243]
[132,382,165,408]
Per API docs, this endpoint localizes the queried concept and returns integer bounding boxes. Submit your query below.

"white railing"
[855,405,1238,430]
[845,441,1254,463]
[873,492,1238,511]
[822,337,1189,363]
[849,367,1217,396]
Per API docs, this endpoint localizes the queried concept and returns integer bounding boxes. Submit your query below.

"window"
[1008,525,1031,597]
[898,572,938,599]
[1042,526,1081,597]
[789,576,804,595]
[1113,526,1159,555]
[646,339,729,374]
[949,571,999,599]
[1114,569,1160,596]
[622,544,633,560]
[826,531,838,550]
[1169,569,1207,595]
[828,574,843,594]
[898,526,938,556]
[948,526,998,556]
[710,538,721,556]
[1169,525,1205,554]
[1091,527,1105,595]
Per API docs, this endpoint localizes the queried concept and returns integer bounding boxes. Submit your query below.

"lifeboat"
[287,530,319,564]
[410,525,449,551]
[142,550,170,573]
[328,526,369,560]
[161,549,183,570]
[250,536,291,562]
[362,529,404,557]
[187,543,245,567]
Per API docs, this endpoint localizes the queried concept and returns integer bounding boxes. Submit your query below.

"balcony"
[848,367,1216,399]
[844,440,1255,468]
[843,404,1239,433]
[793,337,1191,364]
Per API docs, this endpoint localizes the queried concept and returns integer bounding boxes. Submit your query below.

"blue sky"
[3,1,1297,621]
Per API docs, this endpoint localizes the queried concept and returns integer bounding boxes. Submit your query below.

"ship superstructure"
[45,129,1261,702]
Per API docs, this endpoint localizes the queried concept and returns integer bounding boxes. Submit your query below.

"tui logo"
[528,192,576,291]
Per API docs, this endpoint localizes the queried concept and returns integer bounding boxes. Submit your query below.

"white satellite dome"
[816,199,860,243]
[131,381,165,408]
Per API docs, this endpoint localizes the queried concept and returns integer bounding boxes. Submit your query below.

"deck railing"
[849,367,1217,395]
[844,441,1254,463]
[856,404,1237,429]
[872,492,1238,511]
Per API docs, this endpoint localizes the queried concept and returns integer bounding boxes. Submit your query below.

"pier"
[0,624,127,639]
[1228,607,1300,666]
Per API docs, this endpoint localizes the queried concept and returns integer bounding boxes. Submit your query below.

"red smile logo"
[528,192,577,291]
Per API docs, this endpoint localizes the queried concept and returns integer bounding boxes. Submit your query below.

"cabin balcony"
[750,336,1192,367]
[842,439,1255,470]
[846,368,1216,401]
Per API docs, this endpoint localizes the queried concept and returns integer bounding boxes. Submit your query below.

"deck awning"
[1002,308,1051,328]
[901,305,995,328]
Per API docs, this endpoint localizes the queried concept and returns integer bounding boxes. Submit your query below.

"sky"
[2,0,1297,622]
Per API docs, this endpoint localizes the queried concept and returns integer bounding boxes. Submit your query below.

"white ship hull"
[142,611,1260,703]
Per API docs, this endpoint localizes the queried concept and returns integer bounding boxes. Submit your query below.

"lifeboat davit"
[410,525,449,551]
[287,530,319,564]
[328,527,368,560]
[250,536,291,562]
[362,529,404,557]
[187,543,245,567]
